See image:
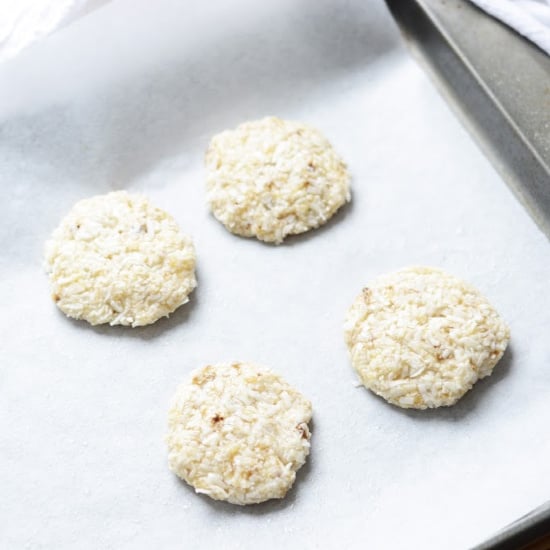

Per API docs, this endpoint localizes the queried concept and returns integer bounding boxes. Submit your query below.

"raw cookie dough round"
[45,191,196,327]
[166,362,312,505]
[205,116,351,244]
[344,267,510,409]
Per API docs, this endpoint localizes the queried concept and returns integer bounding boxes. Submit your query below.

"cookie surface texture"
[205,116,350,244]
[344,267,510,409]
[45,191,196,327]
[166,362,312,505]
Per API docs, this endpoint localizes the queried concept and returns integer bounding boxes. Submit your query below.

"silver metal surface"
[386,0,550,239]
[475,501,550,549]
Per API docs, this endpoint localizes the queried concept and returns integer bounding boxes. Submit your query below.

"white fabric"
[0,0,109,63]
[470,0,550,55]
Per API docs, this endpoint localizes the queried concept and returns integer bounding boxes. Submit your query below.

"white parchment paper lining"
[1,1,549,549]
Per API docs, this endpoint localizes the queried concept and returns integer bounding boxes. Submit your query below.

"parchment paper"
[1,0,550,549]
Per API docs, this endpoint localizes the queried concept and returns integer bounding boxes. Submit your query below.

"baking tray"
[475,501,550,550]
[1,1,550,549]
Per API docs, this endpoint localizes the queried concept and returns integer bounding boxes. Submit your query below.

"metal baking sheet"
[1,1,550,549]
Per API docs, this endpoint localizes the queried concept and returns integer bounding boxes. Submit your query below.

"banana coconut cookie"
[205,116,350,244]
[166,362,312,505]
[344,267,510,409]
[45,191,196,327]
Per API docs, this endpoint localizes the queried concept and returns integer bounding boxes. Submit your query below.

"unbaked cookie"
[205,116,350,244]
[344,267,510,409]
[166,362,312,505]
[45,191,196,327]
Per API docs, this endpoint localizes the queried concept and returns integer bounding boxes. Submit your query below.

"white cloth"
[0,0,109,63]
[470,0,550,55]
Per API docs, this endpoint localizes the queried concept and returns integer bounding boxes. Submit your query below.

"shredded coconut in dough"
[45,191,196,327]
[166,362,312,505]
[205,116,350,244]
[344,267,510,409]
